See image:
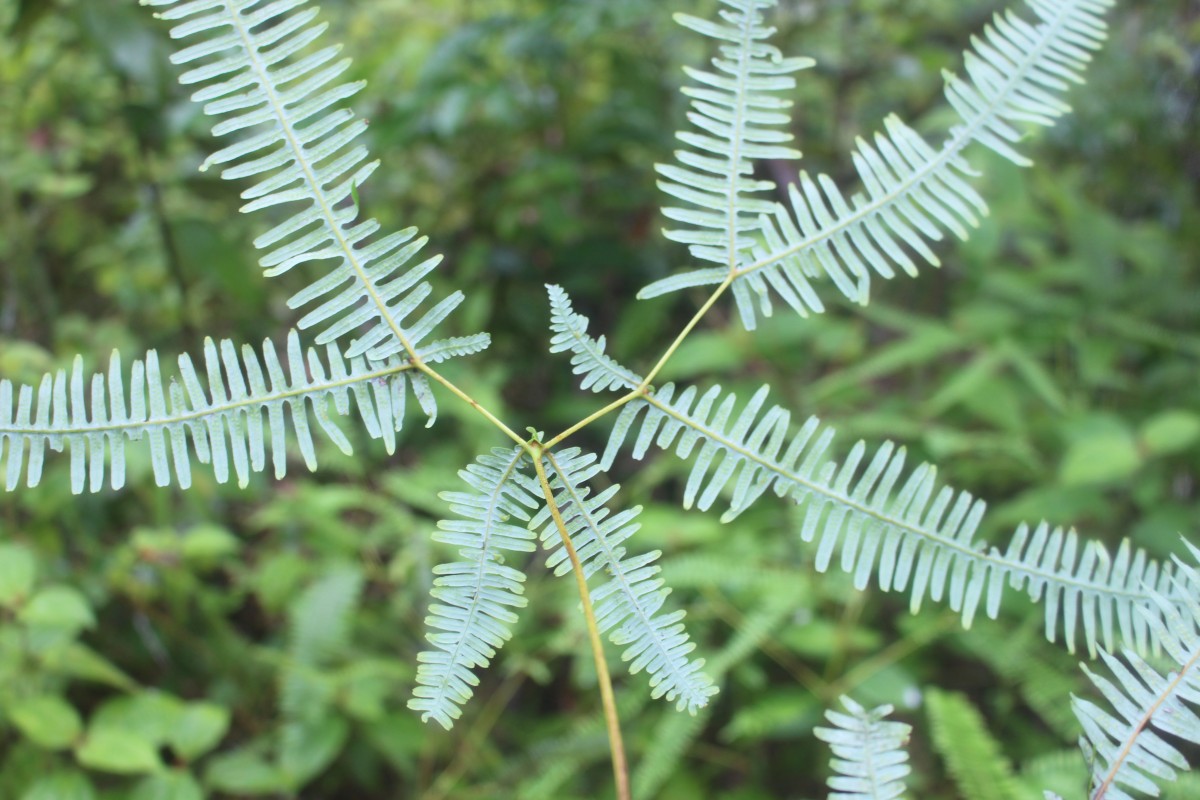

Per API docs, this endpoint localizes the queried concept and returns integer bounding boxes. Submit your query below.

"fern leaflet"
[0,330,440,494]
[926,689,1022,800]
[1073,544,1200,800]
[410,448,542,730]
[643,0,1114,330]
[649,0,811,274]
[603,382,1199,657]
[546,285,643,393]
[143,0,483,364]
[531,449,716,713]
[814,695,912,800]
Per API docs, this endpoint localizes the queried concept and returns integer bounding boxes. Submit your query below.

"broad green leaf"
[179,525,240,566]
[91,693,183,745]
[1060,420,1141,486]
[75,729,161,775]
[0,544,36,608]
[168,703,230,762]
[131,771,204,800]
[7,695,83,750]
[19,770,96,800]
[1140,410,1200,457]
[18,586,95,632]
[204,750,285,795]
[43,643,137,690]
[279,717,349,788]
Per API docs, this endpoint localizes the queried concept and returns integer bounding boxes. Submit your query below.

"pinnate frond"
[531,449,716,713]
[603,382,1199,657]
[410,448,541,730]
[1074,545,1200,800]
[546,285,642,394]
[143,0,481,364]
[646,0,1114,329]
[815,695,912,800]
[652,0,811,270]
[0,330,424,494]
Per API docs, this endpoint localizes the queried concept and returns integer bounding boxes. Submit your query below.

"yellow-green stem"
[533,451,632,800]
[543,277,733,449]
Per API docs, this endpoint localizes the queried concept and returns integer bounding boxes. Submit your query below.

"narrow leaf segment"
[546,285,643,393]
[815,695,912,800]
[531,450,717,713]
[410,448,542,730]
[604,382,1200,657]
[1074,544,1200,800]
[0,330,424,494]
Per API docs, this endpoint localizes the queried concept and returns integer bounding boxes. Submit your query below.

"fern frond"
[409,448,542,730]
[0,330,426,494]
[814,695,912,800]
[645,0,1113,329]
[1074,545,1200,800]
[546,285,643,393]
[603,382,1199,657]
[531,449,717,713]
[143,0,480,364]
[654,0,811,269]
[926,689,1021,800]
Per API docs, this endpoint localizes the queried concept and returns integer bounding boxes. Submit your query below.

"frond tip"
[655,0,812,270]
[546,285,643,393]
[814,695,911,800]
[1073,544,1200,800]
[532,449,717,713]
[410,448,542,730]
[0,330,420,494]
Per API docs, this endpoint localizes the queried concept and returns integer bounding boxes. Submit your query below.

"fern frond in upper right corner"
[1073,544,1200,800]
[646,0,1114,329]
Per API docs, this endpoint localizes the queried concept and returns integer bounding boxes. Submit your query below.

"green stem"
[532,450,632,800]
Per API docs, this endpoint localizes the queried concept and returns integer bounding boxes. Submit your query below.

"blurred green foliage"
[0,0,1196,797]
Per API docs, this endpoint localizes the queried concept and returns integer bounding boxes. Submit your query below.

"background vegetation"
[1,0,1197,797]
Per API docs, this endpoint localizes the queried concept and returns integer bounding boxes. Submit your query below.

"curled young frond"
[546,285,643,394]
[410,448,542,730]
[603,382,1199,657]
[1074,545,1200,800]
[531,449,716,713]
[0,330,422,494]
[815,695,912,800]
[143,0,483,364]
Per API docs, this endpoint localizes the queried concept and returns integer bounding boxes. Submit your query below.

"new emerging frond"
[0,330,428,494]
[1073,545,1200,800]
[814,695,912,800]
[410,448,542,730]
[546,285,643,393]
[652,0,812,271]
[143,0,484,365]
[645,0,1114,329]
[531,449,716,713]
[603,382,1199,657]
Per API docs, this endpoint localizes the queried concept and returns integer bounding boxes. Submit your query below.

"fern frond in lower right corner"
[1072,545,1200,800]
[814,695,911,800]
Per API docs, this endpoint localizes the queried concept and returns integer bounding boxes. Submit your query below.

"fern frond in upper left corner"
[142,0,484,366]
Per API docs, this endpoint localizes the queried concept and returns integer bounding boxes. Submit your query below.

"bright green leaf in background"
[0,545,35,608]
[6,695,83,750]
